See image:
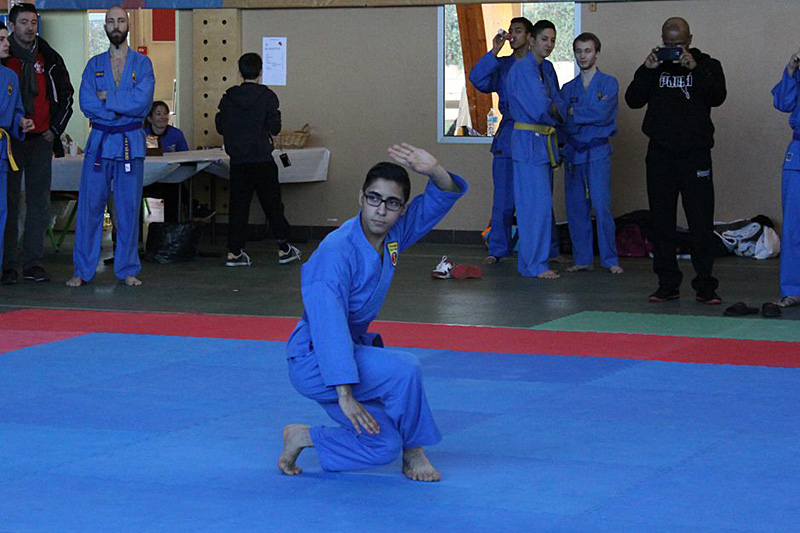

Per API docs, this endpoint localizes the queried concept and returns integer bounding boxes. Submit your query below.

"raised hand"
[645,47,660,69]
[388,143,438,176]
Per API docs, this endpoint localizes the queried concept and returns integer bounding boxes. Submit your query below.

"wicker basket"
[275,123,310,149]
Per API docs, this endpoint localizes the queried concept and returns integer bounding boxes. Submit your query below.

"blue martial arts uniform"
[559,69,620,268]
[74,49,154,282]
[469,52,517,258]
[506,53,560,277]
[286,175,468,472]
[772,67,800,297]
[144,124,188,153]
[0,65,25,271]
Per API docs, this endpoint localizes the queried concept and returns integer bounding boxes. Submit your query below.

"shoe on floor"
[278,243,301,264]
[451,264,483,279]
[431,256,454,279]
[776,295,800,308]
[648,287,679,302]
[761,302,782,318]
[226,250,251,267]
[723,302,758,317]
[696,291,722,305]
[1,269,19,285]
[191,203,217,222]
[23,266,51,282]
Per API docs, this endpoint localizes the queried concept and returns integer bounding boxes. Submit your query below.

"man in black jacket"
[625,17,726,304]
[215,52,299,267]
[2,3,73,285]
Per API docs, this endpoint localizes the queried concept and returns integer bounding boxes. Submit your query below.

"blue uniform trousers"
[73,157,143,282]
[289,345,442,472]
[513,160,554,277]
[565,157,619,268]
[488,156,514,258]
[0,170,6,268]
[781,169,800,296]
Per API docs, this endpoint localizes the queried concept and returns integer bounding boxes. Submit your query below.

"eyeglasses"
[364,192,404,212]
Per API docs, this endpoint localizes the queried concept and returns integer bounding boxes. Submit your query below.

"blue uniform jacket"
[559,69,618,164]
[506,53,560,164]
[144,124,189,153]
[469,52,516,157]
[80,49,155,160]
[0,65,25,172]
[287,174,469,387]
[773,67,800,171]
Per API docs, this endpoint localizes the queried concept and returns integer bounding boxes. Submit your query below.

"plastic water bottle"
[486,108,499,137]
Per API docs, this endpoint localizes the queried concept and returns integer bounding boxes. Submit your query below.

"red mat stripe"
[0,331,85,353]
[1,309,798,368]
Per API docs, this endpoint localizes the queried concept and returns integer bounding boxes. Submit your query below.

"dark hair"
[573,32,601,53]
[531,19,556,39]
[238,53,262,80]
[509,17,534,35]
[9,3,37,25]
[0,23,6,32]
[148,100,169,118]
[362,162,411,202]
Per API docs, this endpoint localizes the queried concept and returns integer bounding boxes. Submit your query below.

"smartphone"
[657,46,683,63]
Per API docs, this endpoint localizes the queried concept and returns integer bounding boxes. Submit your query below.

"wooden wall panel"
[192,9,241,149]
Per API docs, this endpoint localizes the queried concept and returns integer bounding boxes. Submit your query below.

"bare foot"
[402,447,441,482]
[277,424,313,475]
[566,264,593,273]
[484,255,498,265]
[66,276,83,287]
[123,276,142,286]
[609,265,624,274]
[536,269,560,279]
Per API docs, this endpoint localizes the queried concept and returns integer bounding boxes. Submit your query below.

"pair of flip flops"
[723,301,781,318]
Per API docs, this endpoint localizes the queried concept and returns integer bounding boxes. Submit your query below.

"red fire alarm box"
[137,46,148,55]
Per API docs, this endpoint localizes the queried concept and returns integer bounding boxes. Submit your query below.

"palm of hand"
[407,150,437,174]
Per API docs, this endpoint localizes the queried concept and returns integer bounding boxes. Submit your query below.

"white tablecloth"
[49,147,331,192]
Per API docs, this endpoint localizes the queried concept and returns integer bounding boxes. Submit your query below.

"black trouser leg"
[227,163,256,253]
[646,145,682,290]
[251,160,291,243]
[678,151,718,294]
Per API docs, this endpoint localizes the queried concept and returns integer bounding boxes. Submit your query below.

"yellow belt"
[514,122,558,168]
[0,129,18,171]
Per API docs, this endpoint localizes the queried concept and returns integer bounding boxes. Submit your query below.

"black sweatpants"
[645,143,719,295]
[227,160,291,253]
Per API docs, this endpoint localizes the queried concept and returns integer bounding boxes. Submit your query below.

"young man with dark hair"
[3,2,73,285]
[505,19,562,279]
[67,6,154,288]
[0,22,35,276]
[559,32,622,274]
[468,16,533,265]
[625,17,726,304]
[279,143,467,482]
[215,52,299,267]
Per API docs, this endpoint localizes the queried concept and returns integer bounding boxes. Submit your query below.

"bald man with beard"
[625,17,726,305]
[67,6,154,288]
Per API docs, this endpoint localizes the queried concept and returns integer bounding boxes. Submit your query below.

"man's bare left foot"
[536,269,560,279]
[123,276,142,286]
[609,265,624,274]
[278,424,313,475]
[66,276,83,287]
[402,447,441,482]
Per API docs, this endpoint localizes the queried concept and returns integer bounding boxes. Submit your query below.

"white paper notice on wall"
[262,37,287,86]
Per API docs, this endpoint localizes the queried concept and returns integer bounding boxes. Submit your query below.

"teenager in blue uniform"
[506,20,562,279]
[67,6,154,288]
[278,144,467,482]
[559,33,622,275]
[771,49,800,308]
[468,17,533,264]
[0,23,33,273]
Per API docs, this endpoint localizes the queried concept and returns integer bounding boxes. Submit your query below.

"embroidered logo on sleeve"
[697,169,711,179]
[787,152,794,162]
[132,70,136,83]
[598,91,603,101]
[7,83,12,96]
[387,242,398,267]
[95,71,105,77]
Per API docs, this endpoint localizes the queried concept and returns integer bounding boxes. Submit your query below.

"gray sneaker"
[226,250,251,267]
[278,244,301,264]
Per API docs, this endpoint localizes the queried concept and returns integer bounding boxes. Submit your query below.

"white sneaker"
[431,256,454,279]
[226,250,251,267]
[279,243,301,264]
